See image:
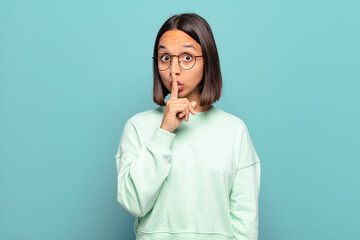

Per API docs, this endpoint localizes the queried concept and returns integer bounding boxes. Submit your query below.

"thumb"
[191,101,197,107]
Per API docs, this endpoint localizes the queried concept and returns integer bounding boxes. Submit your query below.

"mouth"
[170,81,184,91]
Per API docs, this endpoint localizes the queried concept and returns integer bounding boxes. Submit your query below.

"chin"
[178,91,186,97]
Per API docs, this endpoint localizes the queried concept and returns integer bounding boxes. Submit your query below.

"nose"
[169,56,181,75]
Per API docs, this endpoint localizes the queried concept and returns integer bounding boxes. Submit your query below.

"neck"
[195,104,212,112]
[181,90,212,113]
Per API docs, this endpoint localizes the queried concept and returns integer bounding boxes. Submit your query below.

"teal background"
[0,0,359,239]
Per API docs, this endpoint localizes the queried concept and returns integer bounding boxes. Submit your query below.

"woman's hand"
[160,74,197,133]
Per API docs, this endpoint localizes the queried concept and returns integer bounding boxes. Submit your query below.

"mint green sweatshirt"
[115,105,261,240]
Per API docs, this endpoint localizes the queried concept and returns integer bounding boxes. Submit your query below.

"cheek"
[159,72,170,89]
[194,64,204,81]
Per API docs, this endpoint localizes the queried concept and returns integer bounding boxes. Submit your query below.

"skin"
[158,30,212,133]
[157,30,212,113]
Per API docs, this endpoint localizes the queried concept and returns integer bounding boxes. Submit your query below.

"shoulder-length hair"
[153,13,222,106]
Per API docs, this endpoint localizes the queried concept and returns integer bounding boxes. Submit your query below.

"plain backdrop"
[0,0,359,239]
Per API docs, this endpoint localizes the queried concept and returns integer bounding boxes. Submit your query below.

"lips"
[170,80,183,91]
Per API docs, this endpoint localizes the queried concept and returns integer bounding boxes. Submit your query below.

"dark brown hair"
[153,13,222,106]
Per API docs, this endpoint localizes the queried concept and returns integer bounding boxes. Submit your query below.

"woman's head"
[153,13,222,107]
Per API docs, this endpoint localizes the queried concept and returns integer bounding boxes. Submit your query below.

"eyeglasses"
[152,52,204,71]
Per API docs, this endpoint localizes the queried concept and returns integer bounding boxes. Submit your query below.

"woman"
[116,13,261,240]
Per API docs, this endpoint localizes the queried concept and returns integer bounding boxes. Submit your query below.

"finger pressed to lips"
[170,75,178,99]
[170,74,186,94]
[170,80,183,86]
[169,74,196,120]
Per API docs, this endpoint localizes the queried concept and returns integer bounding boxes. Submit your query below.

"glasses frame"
[152,53,204,71]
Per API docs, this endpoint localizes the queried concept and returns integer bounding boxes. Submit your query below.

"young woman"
[116,13,261,240]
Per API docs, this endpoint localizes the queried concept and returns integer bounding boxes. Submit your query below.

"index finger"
[169,74,178,100]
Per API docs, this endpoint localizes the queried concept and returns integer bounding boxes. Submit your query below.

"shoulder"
[124,106,163,128]
[215,107,249,132]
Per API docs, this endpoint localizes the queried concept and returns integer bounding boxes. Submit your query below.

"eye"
[182,53,193,62]
[159,54,170,62]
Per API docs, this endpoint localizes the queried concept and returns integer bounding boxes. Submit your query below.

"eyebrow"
[158,44,197,51]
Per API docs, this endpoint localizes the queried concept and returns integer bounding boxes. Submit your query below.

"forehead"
[158,30,201,52]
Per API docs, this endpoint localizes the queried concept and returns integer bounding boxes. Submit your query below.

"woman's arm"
[230,123,261,240]
[115,120,176,217]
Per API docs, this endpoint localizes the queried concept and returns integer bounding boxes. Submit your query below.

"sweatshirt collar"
[156,105,216,120]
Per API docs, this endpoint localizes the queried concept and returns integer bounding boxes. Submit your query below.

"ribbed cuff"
[148,127,176,149]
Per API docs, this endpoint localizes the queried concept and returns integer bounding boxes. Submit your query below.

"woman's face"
[157,30,204,100]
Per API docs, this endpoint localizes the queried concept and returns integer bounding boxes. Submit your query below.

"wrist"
[160,125,173,133]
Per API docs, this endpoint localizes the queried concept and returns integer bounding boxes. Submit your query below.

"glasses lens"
[179,53,196,70]
[157,54,170,71]
[156,53,196,70]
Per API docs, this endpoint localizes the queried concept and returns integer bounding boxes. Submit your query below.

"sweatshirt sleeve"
[230,123,261,240]
[115,119,176,217]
